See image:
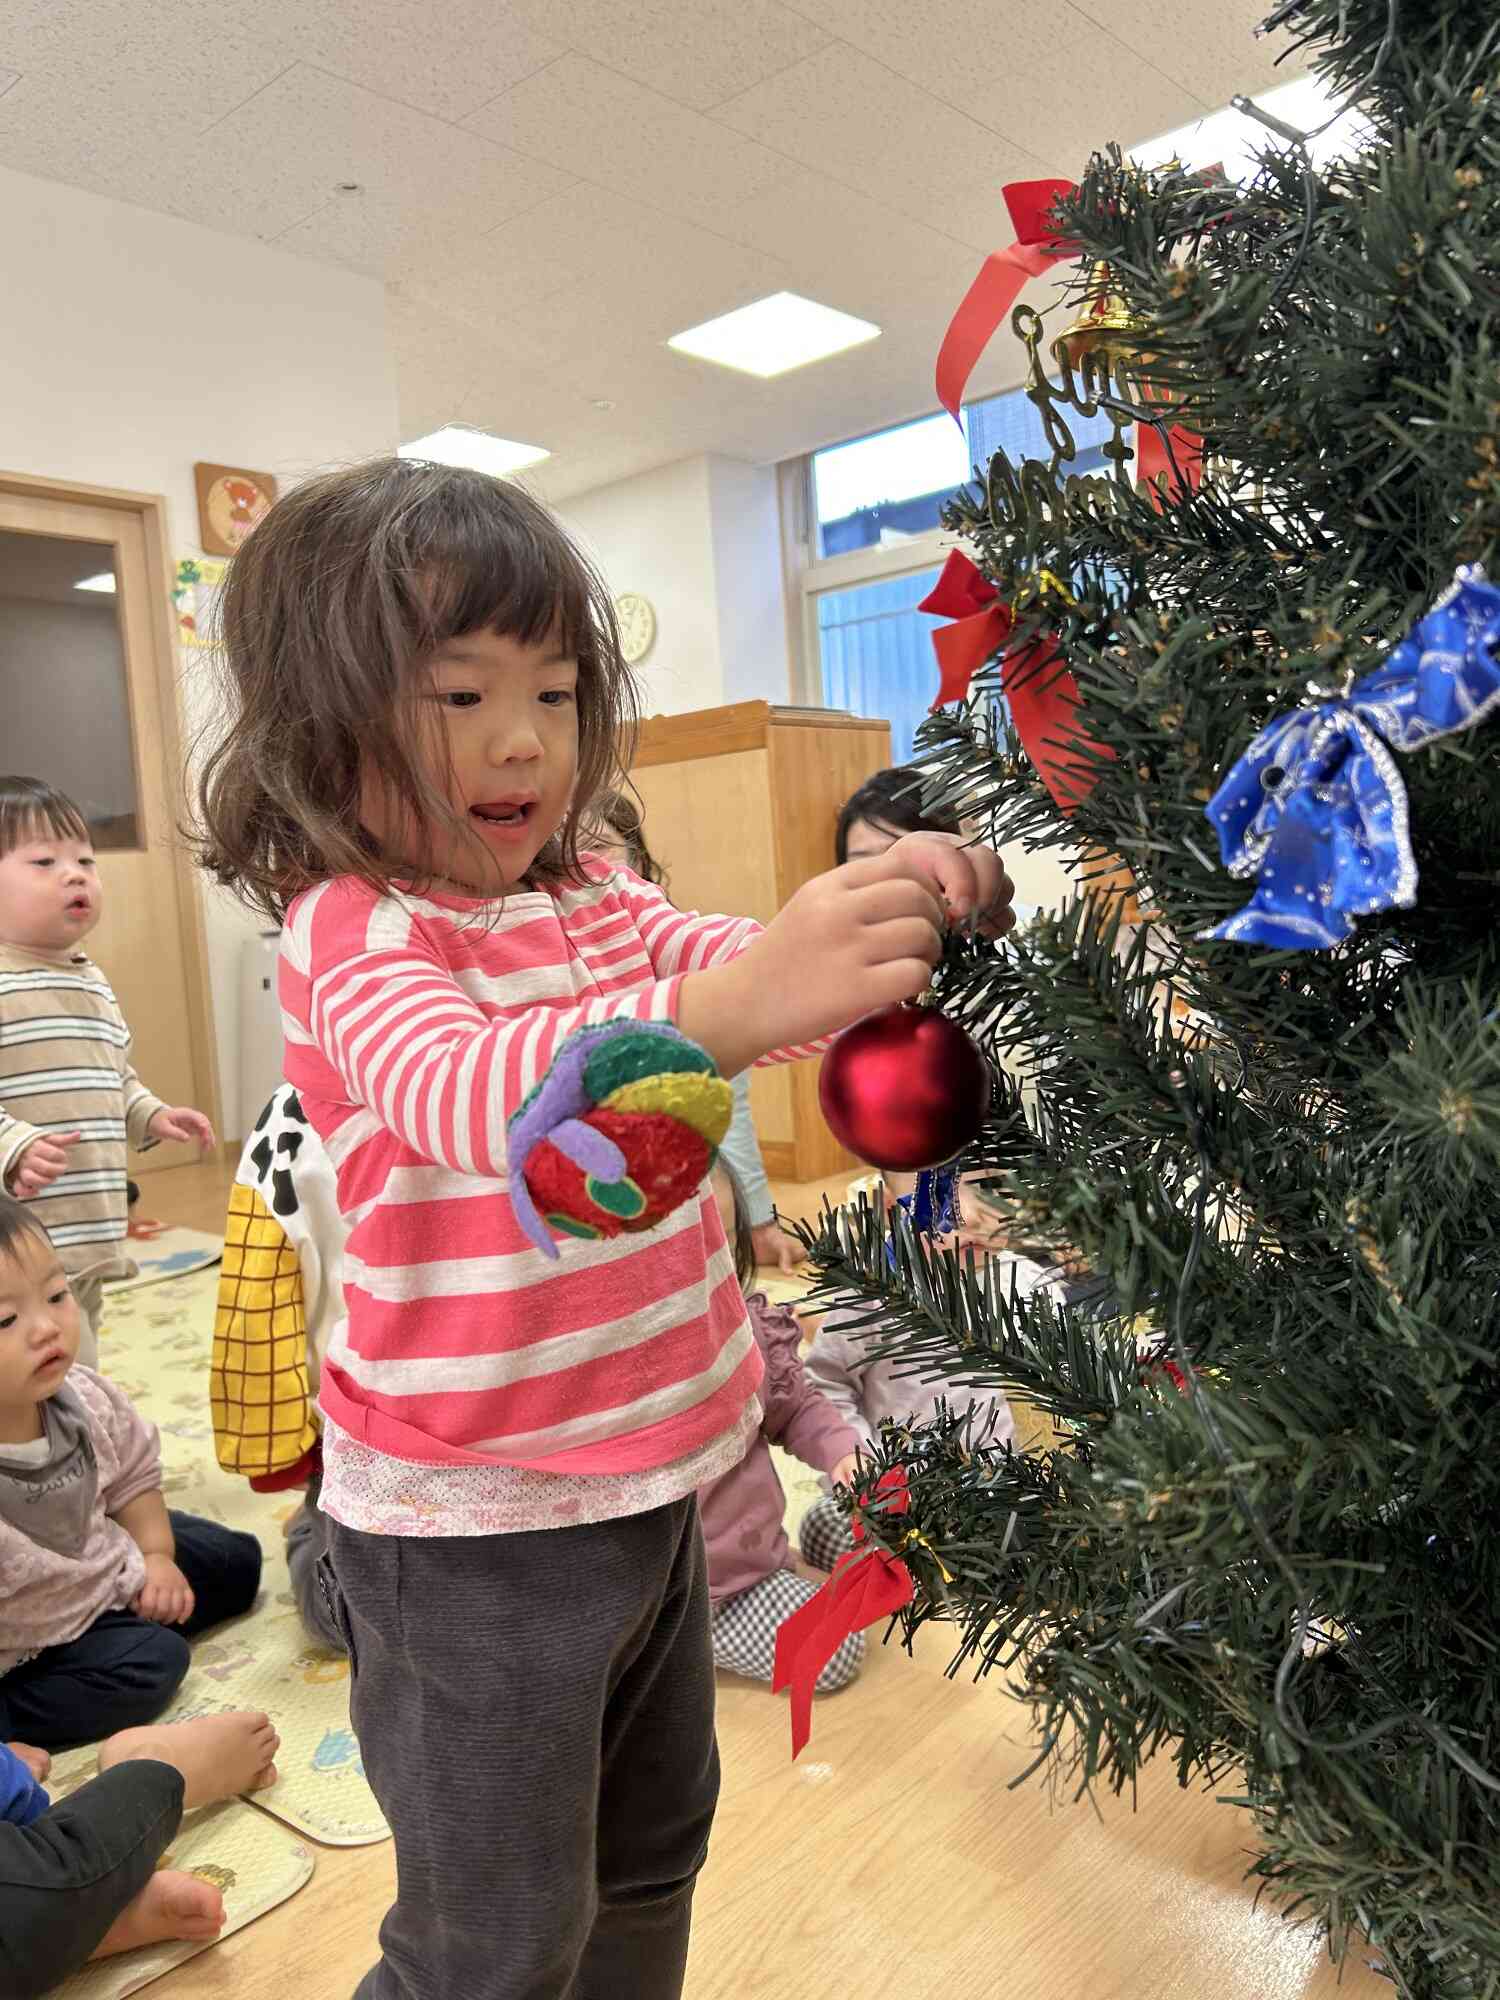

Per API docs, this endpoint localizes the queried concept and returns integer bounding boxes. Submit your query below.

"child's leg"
[325,1499,719,2000]
[577,1499,717,2000]
[711,1569,865,1693]
[0,1757,184,1998]
[798,1492,855,1573]
[285,1479,344,1653]
[71,1273,104,1370]
[0,1613,191,1752]
[167,1513,263,1638]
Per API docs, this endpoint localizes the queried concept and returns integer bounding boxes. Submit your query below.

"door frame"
[0,468,223,1140]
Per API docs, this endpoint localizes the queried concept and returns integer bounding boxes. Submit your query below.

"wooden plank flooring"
[134,1157,1384,2000]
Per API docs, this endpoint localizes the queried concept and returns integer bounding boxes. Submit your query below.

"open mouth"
[65,896,90,915]
[470,799,536,832]
[32,1348,66,1376]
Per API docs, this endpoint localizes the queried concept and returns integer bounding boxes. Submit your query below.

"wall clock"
[614,592,657,666]
[195,462,278,557]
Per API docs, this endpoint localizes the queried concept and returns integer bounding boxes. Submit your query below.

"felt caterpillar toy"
[506,1019,732,1259]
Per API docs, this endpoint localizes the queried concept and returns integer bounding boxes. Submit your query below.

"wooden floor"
[136,1154,1385,2000]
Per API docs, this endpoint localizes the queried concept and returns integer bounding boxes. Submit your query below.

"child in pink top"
[194,454,1014,2000]
[697,1165,865,1695]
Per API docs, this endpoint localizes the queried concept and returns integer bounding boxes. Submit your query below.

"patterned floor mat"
[50,1795,313,2000]
[106,1229,224,1293]
[96,1270,388,1846]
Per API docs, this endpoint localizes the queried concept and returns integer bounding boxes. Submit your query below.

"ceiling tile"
[277,155,569,280]
[508,0,831,112]
[715,45,1056,250]
[770,0,1199,158]
[249,0,564,123]
[466,54,794,227]
[0,68,16,97]
[1065,0,1307,105]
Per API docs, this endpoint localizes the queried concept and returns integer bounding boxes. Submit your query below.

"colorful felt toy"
[506,1020,732,1258]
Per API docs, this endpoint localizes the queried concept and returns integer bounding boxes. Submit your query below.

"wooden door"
[0,474,220,1173]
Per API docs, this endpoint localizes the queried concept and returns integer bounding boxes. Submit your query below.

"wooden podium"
[629,700,891,1181]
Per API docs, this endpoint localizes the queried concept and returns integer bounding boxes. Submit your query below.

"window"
[797,381,1115,761]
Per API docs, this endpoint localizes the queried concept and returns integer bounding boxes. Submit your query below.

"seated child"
[697,1165,867,1695]
[797,1170,1044,1570]
[1,1709,278,1999]
[210,1084,346,1653]
[0,1195,262,1750]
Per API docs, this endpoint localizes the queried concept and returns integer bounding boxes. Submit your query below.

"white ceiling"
[0,0,1305,501]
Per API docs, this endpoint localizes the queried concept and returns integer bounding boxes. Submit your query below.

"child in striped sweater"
[194,454,1015,2000]
[0,777,216,1365]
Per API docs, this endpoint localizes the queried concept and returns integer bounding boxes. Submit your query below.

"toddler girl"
[697,1164,865,1693]
[195,454,1013,2000]
[0,1195,262,1750]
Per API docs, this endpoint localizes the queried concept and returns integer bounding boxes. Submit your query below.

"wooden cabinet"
[629,700,891,1181]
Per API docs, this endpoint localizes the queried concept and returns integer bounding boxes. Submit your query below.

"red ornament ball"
[818,1002,989,1172]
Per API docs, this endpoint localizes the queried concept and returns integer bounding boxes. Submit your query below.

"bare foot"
[90,1870,225,1959]
[6,1741,51,1784]
[98,1711,280,1811]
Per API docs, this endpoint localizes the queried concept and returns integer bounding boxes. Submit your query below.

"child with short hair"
[194,453,1015,2000]
[697,1163,865,1693]
[0,1195,262,1750]
[0,776,216,1365]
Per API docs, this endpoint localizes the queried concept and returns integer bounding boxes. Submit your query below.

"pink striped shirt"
[280,859,812,1481]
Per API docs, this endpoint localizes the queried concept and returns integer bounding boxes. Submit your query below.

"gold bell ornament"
[1051,262,1151,381]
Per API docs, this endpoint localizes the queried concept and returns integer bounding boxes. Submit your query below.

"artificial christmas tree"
[799,5,1500,1995]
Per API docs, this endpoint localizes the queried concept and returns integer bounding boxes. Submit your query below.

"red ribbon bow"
[936,179,1079,423]
[935,177,1203,506]
[773,1469,916,1758]
[918,551,1112,815]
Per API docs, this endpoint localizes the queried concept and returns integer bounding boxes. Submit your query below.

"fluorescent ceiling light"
[668,292,881,378]
[74,572,116,593]
[398,426,550,476]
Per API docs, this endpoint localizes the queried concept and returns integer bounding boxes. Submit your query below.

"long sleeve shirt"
[0,943,165,1281]
[279,859,821,1534]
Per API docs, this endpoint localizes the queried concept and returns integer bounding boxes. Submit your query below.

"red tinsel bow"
[773,1468,916,1759]
[918,550,1112,815]
[935,177,1204,508]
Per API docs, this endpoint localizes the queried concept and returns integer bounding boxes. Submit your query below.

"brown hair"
[713,1159,758,1293]
[0,1191,53,1268]
[589,788,667,889]
[0,777,90,860]
[194,456,639,921]
[834,767,960,866]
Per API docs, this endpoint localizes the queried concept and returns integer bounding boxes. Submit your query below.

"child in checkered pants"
[696,1165,867,1695]
[798,1173,1043,1567]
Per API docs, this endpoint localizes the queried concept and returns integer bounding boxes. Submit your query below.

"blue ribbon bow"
[1204,567,1500,950]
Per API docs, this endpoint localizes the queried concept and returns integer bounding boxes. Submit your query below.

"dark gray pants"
[322,1497,719,2000]
[0,1760,183,1998]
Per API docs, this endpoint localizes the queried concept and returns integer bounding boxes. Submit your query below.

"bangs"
[396,465,601,667]
[0,776,89,857]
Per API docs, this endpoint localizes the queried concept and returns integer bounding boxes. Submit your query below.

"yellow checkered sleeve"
[210,1180,318,1479]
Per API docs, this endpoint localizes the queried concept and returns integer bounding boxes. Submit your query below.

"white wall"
[0,163,398,1137]
[557,453,789,716]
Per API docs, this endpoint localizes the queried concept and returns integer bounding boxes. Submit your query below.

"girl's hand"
[830,1453,862,1491]
[133,1553,196,1626]
[751,1221,804,1273]
[685,840,1015,1073]
[882,833,1016,940]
